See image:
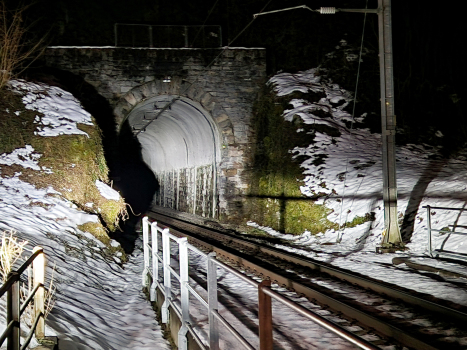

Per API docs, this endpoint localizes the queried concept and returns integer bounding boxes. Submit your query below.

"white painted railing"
[141,216,378,350]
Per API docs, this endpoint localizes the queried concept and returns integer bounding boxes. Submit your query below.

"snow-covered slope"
[245,69,467,307]
[0,81,170,350]
[2,68,467,349]
[267,68,467,253]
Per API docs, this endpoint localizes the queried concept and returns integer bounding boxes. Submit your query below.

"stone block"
[200,92,213,107]
[229,148,244,157]
[124,92,137,105]
[224,168,237,176]
[221,127,233,136]
[131,88,144,102]
[214,113,228,123]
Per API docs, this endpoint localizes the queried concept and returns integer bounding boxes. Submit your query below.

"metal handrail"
[0,247,46,350]
[142,217,379,350]
[114,24,222,48]
[424,205,467,261]
[0,248,43,297]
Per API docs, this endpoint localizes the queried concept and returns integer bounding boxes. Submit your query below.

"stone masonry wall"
[43,47,267,221]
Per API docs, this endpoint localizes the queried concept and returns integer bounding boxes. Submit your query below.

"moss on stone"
[244,85,339,235]
[0,86,127,246]
[77,222,110,245]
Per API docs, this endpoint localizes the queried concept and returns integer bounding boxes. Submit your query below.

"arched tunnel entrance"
[125,95,221,218]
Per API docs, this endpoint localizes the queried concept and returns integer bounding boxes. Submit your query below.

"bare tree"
[0,0,48,88]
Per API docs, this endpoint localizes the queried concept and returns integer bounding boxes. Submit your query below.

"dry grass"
[44,263,56,319]
[0,230,28,281]
[0,0,48,88]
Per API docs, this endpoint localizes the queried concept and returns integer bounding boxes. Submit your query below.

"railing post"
[218,26,223,47]
[178,238,189,350]
[426,205,433,257]
[184,26,189,47]
[161,228,171,323]
[150,222,159,301]
[114,23,118,47]
[33,247,45,340]
[142,217,150,287]
[207,252,219,350]
[149,25,153,48]
[7,272,20,350]
[258,279,273,350]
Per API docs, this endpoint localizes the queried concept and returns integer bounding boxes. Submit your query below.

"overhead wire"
[336,0,369,243]
[128,0,273,217]
[133,0,274,136]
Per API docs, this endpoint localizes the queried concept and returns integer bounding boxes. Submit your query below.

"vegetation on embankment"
[244,80,376,235]
[0,84,127,247]
[244,84,338,235]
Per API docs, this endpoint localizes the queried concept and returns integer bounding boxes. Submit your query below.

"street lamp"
[254,0,403,252]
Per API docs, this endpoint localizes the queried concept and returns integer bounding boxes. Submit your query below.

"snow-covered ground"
[251,68,467,307]
[0,81,170,350]
[2,67,467,350]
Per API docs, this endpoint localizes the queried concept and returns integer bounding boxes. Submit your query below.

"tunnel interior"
[126,95,221,217]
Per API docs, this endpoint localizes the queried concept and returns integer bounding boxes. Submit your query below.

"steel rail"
[149,209,467,323]
[147,209,465,350]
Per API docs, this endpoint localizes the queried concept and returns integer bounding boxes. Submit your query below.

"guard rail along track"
[143,208,467,350]
[0,247,55,350]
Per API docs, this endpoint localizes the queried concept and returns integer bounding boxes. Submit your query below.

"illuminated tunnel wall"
[127,95,221,217]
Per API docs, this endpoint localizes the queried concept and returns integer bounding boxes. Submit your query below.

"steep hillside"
[0,80,126,246]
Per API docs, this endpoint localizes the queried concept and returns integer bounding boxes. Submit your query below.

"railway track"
[146,208,467,349]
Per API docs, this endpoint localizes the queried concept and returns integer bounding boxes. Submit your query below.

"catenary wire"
[133,0,274,136]
[337,0,369,243]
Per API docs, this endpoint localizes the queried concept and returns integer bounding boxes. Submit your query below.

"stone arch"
[113,78,235,218]
[114,77,235,148]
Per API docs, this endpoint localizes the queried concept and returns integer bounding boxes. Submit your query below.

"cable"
[336,0,369,243]
[134,0,274,136]
[188,0,220,48]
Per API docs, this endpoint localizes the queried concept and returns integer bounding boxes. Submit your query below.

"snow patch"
[95,180,120,201]
[8,80,93,137]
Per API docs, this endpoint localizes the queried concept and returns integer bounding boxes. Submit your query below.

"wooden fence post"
[33,247,45,339]
[258,279,273,350]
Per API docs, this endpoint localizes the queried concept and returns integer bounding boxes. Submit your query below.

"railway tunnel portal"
[126,94,221,218]
[43,47,266,220]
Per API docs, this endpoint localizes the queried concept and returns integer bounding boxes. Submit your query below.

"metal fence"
[424,205,467,261]
[141,217,378,350]
[114,24,222,48]
[0,247,46,350]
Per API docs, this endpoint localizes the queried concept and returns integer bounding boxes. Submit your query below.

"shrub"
[0,0,48,88]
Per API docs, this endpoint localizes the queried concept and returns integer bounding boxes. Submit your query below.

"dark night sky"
[17,0,467,148]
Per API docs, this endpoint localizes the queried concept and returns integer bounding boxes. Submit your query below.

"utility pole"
[254,0,403,250]
[376,0,403,250]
